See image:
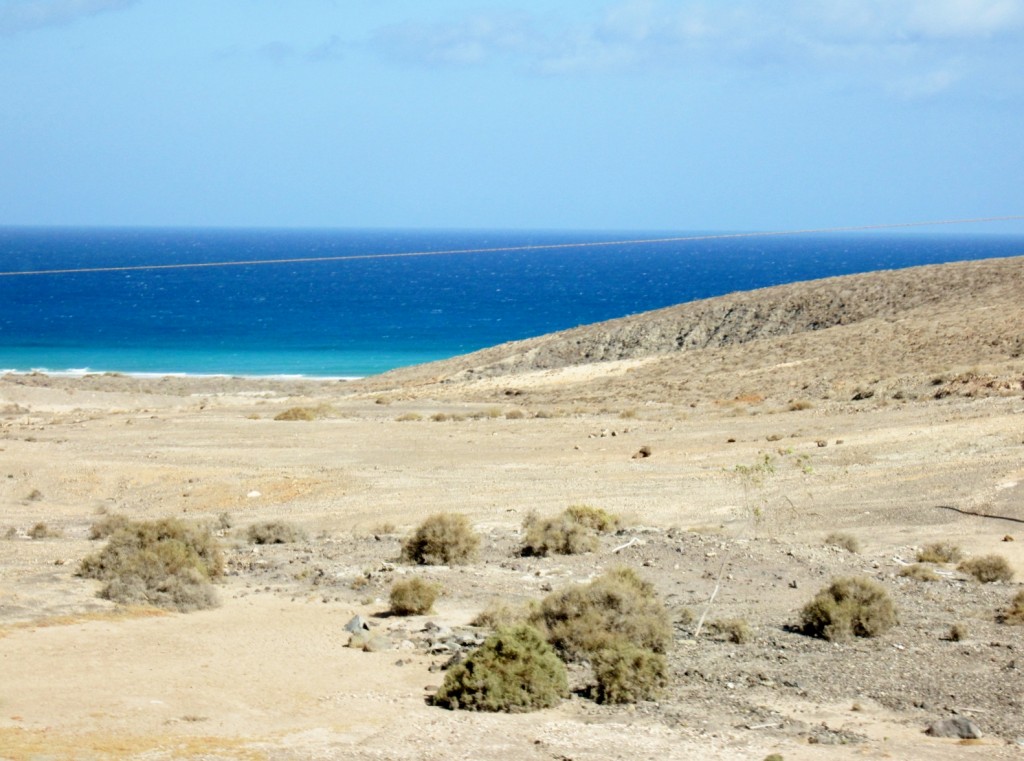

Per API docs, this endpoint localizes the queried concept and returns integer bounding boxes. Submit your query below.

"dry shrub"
[246,520,306,545]
[471,599,536,630]
[274,407,316,421]
[824,532,860,553]
[532,566,671,659]
[999,590,1024,625]
[89,513,134,540]
[395,412,422,422]
[958,554,1014,583]
[389,577,441,615]
[590,641,667,704]
[899,563,939,582]
[521,505,620,558]
[707,618,753,644]
[800,577,897,641]
[564,504,621,533]
[504,409,525,420]
[431,625,568,712]
[401,513,479,565]
[28,522,62,539]
[521,513,597,557]
[947,623,969,641]
[917,541,963,564]
[77,517,223,612]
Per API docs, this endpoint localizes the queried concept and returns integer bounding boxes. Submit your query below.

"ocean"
[1,227,1021,378]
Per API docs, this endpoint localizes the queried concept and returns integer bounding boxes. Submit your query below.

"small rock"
[632,446,652,459]
[363,635,393,653]
[925,717,983,739]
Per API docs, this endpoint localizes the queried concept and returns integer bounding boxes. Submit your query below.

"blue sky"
[1,0,1022,232]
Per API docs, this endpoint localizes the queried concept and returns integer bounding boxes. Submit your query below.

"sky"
[1,0,1023,233]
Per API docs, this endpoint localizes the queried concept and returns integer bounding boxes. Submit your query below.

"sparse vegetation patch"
[917,541,963,564]
[824,532,860,553]
[77,517,223,612]
[246,520,307,545]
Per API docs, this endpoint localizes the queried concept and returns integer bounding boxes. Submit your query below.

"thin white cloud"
[0,0,138,34]
[368,1,1024,98]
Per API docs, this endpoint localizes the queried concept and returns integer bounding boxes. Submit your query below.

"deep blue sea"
[1,228,1021,377]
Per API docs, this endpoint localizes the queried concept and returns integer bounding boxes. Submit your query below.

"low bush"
[999,590,1024,625]
[958,554,1014,583]
[899,563,939,582]
[431,625,568,712]
[521,505,621,557]
[28,522,62,539]
[824,532,860,553]
[532,566,672,659]
[471,599,535,630]
[947,623,969,641]
[88,513,134,540]
[401,513,479,565]
[521,513,597,557]
[590,641,667,704]
[389,577,441,615]
[77,517,223,612]
[799,577,897,641]
[245,520,307,545]
[917,541,963,564]
[707,618,753,644]
[564,504,621,533]
[274,407,317,421]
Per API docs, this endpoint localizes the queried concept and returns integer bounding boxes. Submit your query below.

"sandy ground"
[1,367,1022,760]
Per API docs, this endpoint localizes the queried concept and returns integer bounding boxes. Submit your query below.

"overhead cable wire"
[1,214,1022,277]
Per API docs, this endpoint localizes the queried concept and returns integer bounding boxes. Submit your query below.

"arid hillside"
[354,255,1024,406]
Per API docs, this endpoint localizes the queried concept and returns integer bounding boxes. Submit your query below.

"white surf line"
[1,215,1022,277]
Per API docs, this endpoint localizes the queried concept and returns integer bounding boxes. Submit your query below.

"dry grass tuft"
[799,577,897,641]
[273,407,317,421]
[28,522,62,539]
[521,505,620,558]
[999,590,1024,625]
[401,513,479,565]
[88,513,134,540]
[707,618,753,644]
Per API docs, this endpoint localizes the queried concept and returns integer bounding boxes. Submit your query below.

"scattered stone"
[363,635,393,653]
[925,717,983,739]
[632,446,652,459]
[1003,535,1014,542]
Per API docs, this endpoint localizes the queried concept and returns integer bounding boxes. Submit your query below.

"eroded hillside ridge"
[391,255,1023,381]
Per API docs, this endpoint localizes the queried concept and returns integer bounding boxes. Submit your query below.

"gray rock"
[363,634,393,653]
[925,717,983,739]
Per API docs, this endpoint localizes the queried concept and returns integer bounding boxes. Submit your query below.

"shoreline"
[1,368,363,382]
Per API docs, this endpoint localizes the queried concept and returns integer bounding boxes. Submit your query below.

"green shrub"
[274,407,317,421]
[958,554,1014,583]
[899,563,939,582]
[431,625,568,712]
[532,566,672,659]
[799,577,897,641]
[389,577,441,615]
[245,520,306,545]
[824,532,860,553]
[77,517,223,612]
[88,513,134,540]
[590,641,667,704]
[917,541,963,564]
[401,513,479,565]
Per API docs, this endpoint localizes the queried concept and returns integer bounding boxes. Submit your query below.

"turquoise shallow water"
[1,227,1021,377]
